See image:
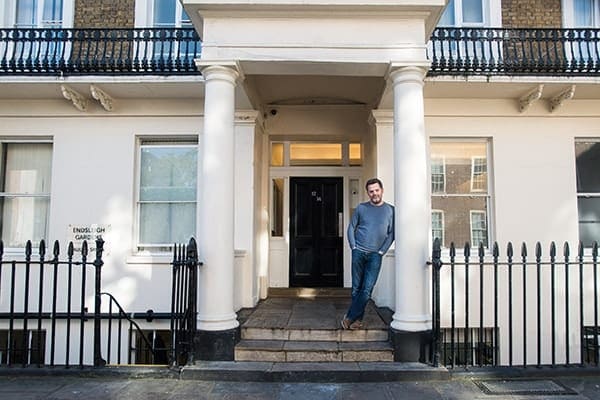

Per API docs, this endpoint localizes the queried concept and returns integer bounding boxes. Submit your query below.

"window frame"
[431,209,445,247]
[135,136,198,253]
[575,139,600,248]
[134,0,191,28]
[563,0,600,28]
[0,139,53,251]
[470,155,487,192]
[470,210,488,248]
[1,0,74,28]
[437,0,502,28]
[431,155,446,194]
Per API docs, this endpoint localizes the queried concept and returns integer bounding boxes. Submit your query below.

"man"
[341,178,394,330]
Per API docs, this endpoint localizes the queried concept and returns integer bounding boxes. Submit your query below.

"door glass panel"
[290,143,342,166]
[271,178,284,237]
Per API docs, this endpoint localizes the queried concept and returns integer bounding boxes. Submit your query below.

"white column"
[197,64,239,331]
[389,66,431,332]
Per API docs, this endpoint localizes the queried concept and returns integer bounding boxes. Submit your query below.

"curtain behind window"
[1,143,52,247]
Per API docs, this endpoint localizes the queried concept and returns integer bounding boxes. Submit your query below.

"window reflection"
[430,140,489,247]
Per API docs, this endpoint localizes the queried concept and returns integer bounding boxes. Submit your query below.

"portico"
[183,0,447,361]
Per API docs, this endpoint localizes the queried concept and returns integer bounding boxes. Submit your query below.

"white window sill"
[126,249,248,265]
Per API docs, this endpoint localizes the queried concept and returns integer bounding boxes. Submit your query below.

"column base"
[193,327,240,361]
[390,328,432,363]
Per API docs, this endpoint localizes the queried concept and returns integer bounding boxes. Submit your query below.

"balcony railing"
[0,27,598,77]
[0,28,201,75]
[428,27,600,76]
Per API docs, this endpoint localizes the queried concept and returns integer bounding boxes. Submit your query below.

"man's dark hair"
[365,178,383,190]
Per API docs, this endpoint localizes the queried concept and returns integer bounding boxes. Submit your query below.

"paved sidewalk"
[2,372,600,399]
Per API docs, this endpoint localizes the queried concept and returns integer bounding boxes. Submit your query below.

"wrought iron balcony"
[0,28,201,75]
[428,27,600,77]
[0,27,598,77]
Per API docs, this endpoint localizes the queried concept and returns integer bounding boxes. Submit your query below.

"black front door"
[289,177,343,287]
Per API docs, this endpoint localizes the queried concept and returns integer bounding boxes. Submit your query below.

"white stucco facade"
[0,0,599,365]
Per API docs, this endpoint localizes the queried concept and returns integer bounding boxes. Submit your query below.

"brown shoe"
[349,320,364,330]
[341,317,351,330]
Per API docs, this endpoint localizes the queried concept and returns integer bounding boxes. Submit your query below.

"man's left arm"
[378,205,395,255]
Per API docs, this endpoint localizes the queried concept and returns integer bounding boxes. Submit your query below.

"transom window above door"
[270,141,362,167]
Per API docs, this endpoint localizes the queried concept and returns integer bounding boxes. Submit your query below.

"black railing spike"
[593,242,598,258]
[450,242,456,257]
[478,242,484,258]
[521,242,527,257]
[536,242,542,258]
[187,237,198,260]
[25,240,32,257]
[82,240,88,257]
[507,242,514,257]
[550,241,556,257]
[464,242,470,257]
[0,240,3,256]
[53,240,60,258]
[67,241,74,257]
[564,242,570,257]
[578,241,584,260]
[39,239,46,257]
[493,241,499,257]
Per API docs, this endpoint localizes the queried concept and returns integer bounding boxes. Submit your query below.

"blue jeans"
[345,249,383,322]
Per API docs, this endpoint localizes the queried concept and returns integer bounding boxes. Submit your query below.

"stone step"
[235,339,394,362]
[241,326,389,342]
[183,361,450,382]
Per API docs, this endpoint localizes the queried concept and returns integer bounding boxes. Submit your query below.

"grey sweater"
[347,201,395,254]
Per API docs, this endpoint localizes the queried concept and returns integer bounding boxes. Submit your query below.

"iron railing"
[0,237,199,368]
[1,27,599,77]
[0,28,201,75]
[428,27,600,76]
[431,238,600,369]
[170,238,201,366]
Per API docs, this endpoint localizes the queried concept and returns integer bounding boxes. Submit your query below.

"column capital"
[235,110,261,125]
[368,110,393,126]
[386,63,430,86]
[196,60,243,84]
